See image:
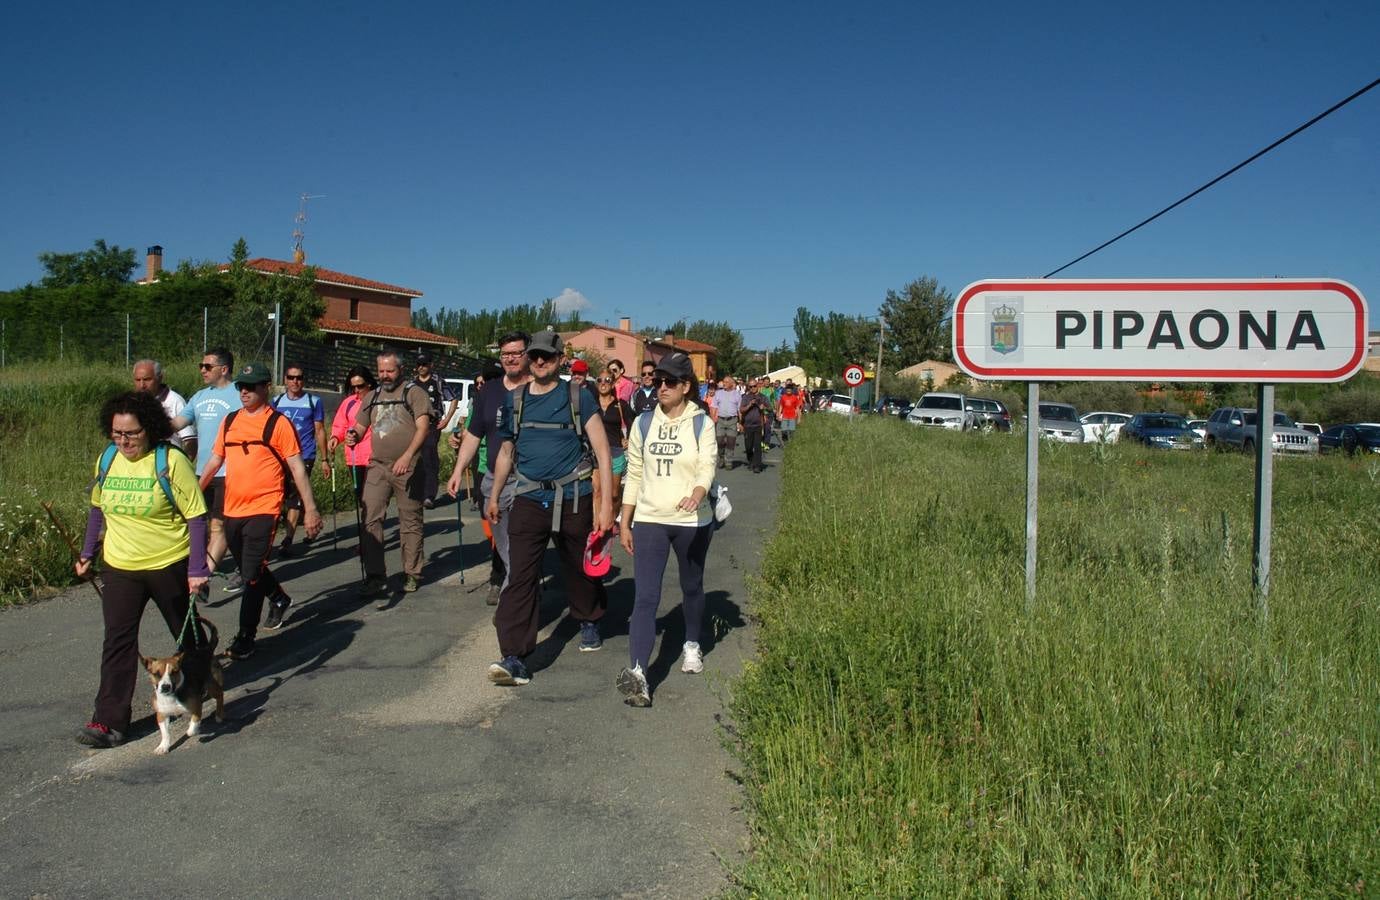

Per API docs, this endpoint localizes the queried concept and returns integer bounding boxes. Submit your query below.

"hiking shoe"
[681,641,704,674]
[76,721,124,748]
[263,594,291,630]
[360,574,388,598]
[403,575,419,593]
[222,572,244,594]
[578,621,603,652]
[616,665,651,707]
[486,583,501,606]
[226,632,256,660]
[487,656,531,686]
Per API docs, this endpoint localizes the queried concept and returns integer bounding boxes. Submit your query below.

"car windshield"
[1354,425,1380,439]
[1142,415,1189,430]
[918,395,961,410]
[1039,404,1077,422]
[1241,412,1298,427]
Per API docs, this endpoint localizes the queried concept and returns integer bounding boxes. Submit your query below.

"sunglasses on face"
[350,382,368,390]
[199,362,219,370]
[285,374,304,381]
[527,351,557,363]
[641,371,655,378]
[652,375,682,389]
[597,377,612,384]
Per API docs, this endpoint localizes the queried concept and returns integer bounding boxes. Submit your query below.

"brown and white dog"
[140,617,225,754]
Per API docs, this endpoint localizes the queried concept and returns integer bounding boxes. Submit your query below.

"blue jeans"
[629,522,713,670]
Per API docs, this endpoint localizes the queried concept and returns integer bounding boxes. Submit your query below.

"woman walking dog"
[75,391,210,748]
[616,352,718,707]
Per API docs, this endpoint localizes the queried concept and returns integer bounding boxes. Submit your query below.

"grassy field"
[0,363,365,604]
[730,414,1378,896]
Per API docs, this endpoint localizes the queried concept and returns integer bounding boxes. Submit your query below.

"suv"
[1036,402,1084,443]
[907,392,972,430]
[876,395,910,417]
[1204,407,1319,455]
[966,397,1011,431]
[1080,411,1132,443]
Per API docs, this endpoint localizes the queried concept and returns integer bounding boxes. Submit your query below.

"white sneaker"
[616,664,651,707]
[681,642,703,674]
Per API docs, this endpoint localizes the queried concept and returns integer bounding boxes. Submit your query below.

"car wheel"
[1242,437,1254,452]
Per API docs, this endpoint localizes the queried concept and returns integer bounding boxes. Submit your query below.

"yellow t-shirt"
[90,446,208,571]
[623,405,718,527]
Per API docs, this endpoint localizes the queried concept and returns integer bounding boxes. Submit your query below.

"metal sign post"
[1251,384,1275,615]
[1025,382,1039,609]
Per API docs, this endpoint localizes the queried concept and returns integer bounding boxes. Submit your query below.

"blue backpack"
[94,441,186,520]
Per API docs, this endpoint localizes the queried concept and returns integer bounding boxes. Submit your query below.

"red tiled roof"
[318,317,458,346]
[649,336,718,354]
[218,258,423,297]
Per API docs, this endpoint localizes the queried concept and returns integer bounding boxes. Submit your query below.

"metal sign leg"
[1251,383,1274,615]
[1025,382,1039,609]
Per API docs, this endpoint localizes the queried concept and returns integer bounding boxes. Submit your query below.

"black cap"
[654,352,694,382]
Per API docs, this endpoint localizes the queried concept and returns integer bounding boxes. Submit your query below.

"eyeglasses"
[596,377,613,384]
[237,384,264,392]
[641,371,655,378]
[111,428,145,440]
[199,363,219,370]
[499,351,525,359]
[652,376,682,389]
[350,382,368,391]
[285,374,304,381]
[527,351,557,363]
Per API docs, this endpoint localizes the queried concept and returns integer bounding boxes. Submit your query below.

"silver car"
[1204,407,1318,455]
[1037,402,1084,443]
[907,392,972,430]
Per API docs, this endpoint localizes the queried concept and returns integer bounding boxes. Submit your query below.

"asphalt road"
[0,444,783,898]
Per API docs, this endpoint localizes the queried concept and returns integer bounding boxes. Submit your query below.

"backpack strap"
[93,441,184,519]
[511,382,595,530]
[222,409,291,483]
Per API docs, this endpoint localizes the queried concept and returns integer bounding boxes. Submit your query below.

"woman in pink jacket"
[328,366,375,500]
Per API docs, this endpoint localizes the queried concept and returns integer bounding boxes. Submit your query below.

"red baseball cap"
[583,529,612,578]
[570,359,590,375]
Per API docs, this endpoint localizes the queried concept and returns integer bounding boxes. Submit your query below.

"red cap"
[583,529,612,578]
[570,359,590,375]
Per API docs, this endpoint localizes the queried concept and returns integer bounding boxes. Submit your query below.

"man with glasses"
[344,351,432,601]
[200,363,322,658]
[171,348,241,592]
[484,330,615,685]
[630,361,658,414]
[271,363,329,556]
[446,332,530,606]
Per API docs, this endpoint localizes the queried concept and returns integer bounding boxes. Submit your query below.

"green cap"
[233,361,272,386]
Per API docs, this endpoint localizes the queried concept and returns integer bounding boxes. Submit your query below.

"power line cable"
[1045,75,1380,278]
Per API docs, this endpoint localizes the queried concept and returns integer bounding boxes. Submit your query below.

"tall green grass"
[0,362,364,604]
[730,415,1378,896]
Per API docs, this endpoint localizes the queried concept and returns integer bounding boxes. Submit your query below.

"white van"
[440,377,477,430]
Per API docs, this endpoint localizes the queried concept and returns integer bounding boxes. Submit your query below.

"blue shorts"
[611,451,627,476]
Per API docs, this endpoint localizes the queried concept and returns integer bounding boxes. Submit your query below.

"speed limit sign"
[841,364,865,387]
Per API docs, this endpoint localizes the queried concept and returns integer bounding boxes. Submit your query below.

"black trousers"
[495,495,606,659]
[743,425,764,471]
[224,514,283,636]
[94,560,205,733]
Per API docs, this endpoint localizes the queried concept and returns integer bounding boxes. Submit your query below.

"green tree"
[793,307,875,380]
[221,238,323,357]
[880,276,954,368]
[657,319,751,378]
[37,239,137,288]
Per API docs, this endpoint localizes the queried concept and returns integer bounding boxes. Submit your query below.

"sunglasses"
[285,374,304,380]
[527,351,558,363]
[199,362,220,370]
[652,375,682,389]
[596,377,613,384]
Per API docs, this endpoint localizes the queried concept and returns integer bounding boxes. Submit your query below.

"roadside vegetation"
[0,362,362,605]
[730,414,1378,896]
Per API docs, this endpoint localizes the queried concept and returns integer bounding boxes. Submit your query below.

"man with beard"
[344,351,432,602]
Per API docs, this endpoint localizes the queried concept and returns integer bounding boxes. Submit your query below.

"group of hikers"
[75,336,813,747]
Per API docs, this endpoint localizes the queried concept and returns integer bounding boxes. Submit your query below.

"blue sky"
[2,1,1376,345]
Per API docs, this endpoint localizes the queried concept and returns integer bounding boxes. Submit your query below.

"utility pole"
[875,317,886,405]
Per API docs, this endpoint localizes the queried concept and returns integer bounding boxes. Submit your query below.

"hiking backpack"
[94,441,187,519]
[510,381,595,528]
[220,409,291,486]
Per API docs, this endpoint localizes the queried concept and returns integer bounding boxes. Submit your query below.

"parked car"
[966,397,1012,431]
[1296,421,1322,436]
[1080,411,1132,443]
[810,389,835,411]
[1204,407,1319,455]
[906,392,972,430]
[823,394,857,415]
[1036,402,1084,443]
[1186,419,1208,440]
[1319,423,1380,455]
[875,395,911,417]
[1121,413,1204,450]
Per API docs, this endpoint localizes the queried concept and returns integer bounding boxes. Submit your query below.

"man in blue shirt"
[171,347,241,590]
[271,362,330,555]
[484,330,615,686]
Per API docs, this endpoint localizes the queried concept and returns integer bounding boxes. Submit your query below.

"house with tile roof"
[564,318,719,382]
[141,246,456,350]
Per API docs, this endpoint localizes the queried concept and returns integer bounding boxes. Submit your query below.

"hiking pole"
[42,501,102,599]
[350,452,367,585]
[329,449,339,552]
[455,492,465,585]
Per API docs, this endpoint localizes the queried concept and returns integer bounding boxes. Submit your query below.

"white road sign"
[841,364,865,387]
[953,279,1368,383]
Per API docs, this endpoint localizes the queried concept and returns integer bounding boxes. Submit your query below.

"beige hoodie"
[623,403,718,527]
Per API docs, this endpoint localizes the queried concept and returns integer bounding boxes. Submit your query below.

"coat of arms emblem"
[990,303,1018,355]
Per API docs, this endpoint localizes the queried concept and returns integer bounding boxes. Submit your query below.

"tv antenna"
[292,193,326,264]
